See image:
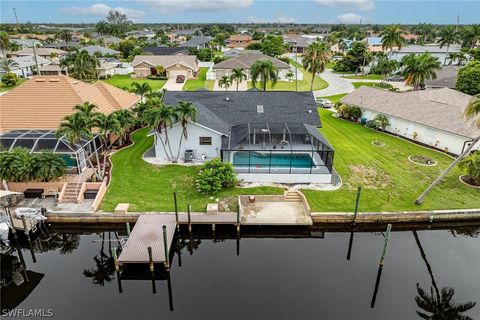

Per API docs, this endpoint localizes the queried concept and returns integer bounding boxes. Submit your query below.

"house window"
[199,137,212,145]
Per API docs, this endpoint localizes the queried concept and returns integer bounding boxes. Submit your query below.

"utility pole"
[456,15,460,32]
[13,8,19,24]
[294,45,298,92]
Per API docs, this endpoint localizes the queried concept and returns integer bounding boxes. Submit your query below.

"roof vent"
[257,105,264,113]
[49,78,60,82]
[34,78,46,82]
[308,109,312,113]
[225,97,230,101]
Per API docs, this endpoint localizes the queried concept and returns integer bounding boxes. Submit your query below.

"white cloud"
[138,0,254,13]
[336,12,364,24]
[245,14,296,24]
[61,3,146,21]
[315,0,374,11]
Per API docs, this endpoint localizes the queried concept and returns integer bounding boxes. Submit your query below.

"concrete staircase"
[285,191,302,202]
[62,182,80,203]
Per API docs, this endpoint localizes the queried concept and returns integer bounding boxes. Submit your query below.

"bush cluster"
[195,158,237,194]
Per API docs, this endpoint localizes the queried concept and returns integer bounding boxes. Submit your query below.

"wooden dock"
[118,213,238,265]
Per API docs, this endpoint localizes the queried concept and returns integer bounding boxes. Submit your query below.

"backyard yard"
[102,74,166,91]
[303,109,480,212]
[183,67,215,91]
[0,78,27,92]
[101,128,283,212]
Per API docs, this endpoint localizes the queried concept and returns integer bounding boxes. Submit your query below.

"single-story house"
[283,35,314,54]
[181,36,213,49]
[38,62,67,76]
[10,38,43,49]
[341,86,480,155]
[131,55,199,79]
[363,37,386,52]
[127,30,156,40]
[96,58,133,78]
[212,53,291,80]
[142,46,190,56]
[391,44,461,65]
[43,40,81,50]
[227,35,253,49]
[151,91,335,184]
[10,48,68,62]
[1,55,52,78]
[94,36,122,46]
[80,45,120,57]
[222,49,261,59]
[0,75,140,132]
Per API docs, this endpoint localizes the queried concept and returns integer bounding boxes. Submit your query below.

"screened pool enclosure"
[0,129,103,174]
[221,122,334,175]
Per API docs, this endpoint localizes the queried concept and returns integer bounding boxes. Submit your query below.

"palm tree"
[302,41,331,91]
[111,109,135,145]
[56,112,103,180]
[373,114,390,131]
[142,98,177,161]
[131,82,152,100]
[416,94,480,204]
[9,147,37,182]
[250,60,279,91]
[96,113,121,148]
[380,25,406,58]
[458,153,480,185]
[57,29,73,50]
[438,26,461,65]
[402,52,441,90]
[35,152,66,182]
[83,254,115,286]
[175,101,197,162]
[285,70,294,82]
[61,49,98,81]
[0,31,10,58]
[218,75,231,91]
[95,21,110,36]
[462,24,480,49]
[229,68,247,91]
[0,58,19,73]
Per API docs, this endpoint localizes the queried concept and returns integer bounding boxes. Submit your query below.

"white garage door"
[168,69,189,78]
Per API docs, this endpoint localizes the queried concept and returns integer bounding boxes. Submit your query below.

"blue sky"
[1,0,479,24]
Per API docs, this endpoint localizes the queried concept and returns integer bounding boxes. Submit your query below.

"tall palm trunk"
[157,130,172,162]
[162,126,175,161]
[310,66,317,91]
[415,135,480,204]
[80,145,102,181]
[413,231,441,301]
[175,126,187,162]
[444,44,450,66]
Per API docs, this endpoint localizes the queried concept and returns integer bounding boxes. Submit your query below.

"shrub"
[365,120,377,129]
[2,72,18,86]
[373,114,390,131]
[195,158,237,194]
[456,61,480,95]
[459,153,480,185]
[0,148,65,182]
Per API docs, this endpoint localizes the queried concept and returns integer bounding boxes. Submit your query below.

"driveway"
[162,78,184,91]
[314,69,354,97]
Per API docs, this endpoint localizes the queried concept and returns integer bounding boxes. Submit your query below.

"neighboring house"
[227,35,252,49]
[212,53,290,80]
[94,36,122,46]
[151,91,335,184]
[402,33,419,44]
[426,66,460,89]
[10,48,68,62]
[181,36,214,49]
[391,44,461,64]
[331,39,354,53]
[143,46,190,56]
[1,55,52,78]
[222,49,261,59]
[80,45,120,57]
[44,40,81,50]
[342,86,480,155]
[10,38,43,49]
[283,35,314,54]
[364,37,385,52]
[131,55,199,79]
[96,58,133,78]
[38,62,67,76]
[0,75,140,132]
[127,30,156,40]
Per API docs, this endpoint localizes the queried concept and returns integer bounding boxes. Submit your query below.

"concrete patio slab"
[241,201,312,225]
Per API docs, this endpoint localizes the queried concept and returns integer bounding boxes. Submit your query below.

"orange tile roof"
[0,75,140,131]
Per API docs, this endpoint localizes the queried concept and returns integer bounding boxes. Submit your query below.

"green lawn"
[303,109,480,212]
[321,93,347,104]
[183,67,215,91]
[102,74,166,92]
[326,61,336,69]
[0,78,27,92]
[343,74,382,80]
[101,128,283,212]
[352,82,384,89]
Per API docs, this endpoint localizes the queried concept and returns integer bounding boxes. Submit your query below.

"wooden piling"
[20,216,31,240]
[148,246,154,273]
[371,223,392,308]
[162,225,169,269]
[174,192,179,231]
[112,246,119,272]
[6,207,17,240]
[379,224,392,267]
[187,205,192,233]
[236,205,241,233]
[126,222,131,237]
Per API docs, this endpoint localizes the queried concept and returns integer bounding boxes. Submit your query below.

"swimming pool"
[232,151,314,168]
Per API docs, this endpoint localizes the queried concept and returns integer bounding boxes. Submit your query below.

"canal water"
[1,225,479,320]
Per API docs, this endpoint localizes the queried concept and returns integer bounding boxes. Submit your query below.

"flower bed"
[408,155,437,166]
[459,175,480,188]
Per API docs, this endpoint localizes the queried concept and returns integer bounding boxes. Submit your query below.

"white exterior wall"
[391,51,456,64]
[154,122,223,161]
[362,110,478,155]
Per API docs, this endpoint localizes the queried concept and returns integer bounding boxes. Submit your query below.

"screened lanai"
[221,122,334,175]
[0,129,103,174]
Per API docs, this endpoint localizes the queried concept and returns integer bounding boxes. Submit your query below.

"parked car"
[176,75,186,83]
[331,55,343,61]
[386,75,404,82]
[316,98,333,109]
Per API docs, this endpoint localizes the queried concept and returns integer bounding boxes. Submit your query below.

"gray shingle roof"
[213,53,290,70]
[142,46,190,55]
[426,66,459,89]
[164,91,321,135]
[80,45,120,56]
[182,36,213,47]
[341,86,479,138]
[8,55,51,70]
[396,44,461,54]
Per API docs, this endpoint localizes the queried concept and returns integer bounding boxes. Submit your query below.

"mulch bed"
[408,155,437,166]
[460,175,480,188]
